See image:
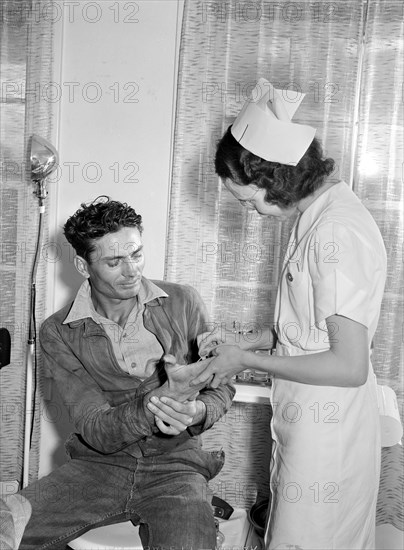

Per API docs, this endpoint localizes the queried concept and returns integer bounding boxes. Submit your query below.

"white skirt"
[265,347,380,550]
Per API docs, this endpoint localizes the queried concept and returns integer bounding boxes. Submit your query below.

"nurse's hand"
[198,325,274,358]
[197,327,222,358]
[146,396,206,435]
[190,345,252,388]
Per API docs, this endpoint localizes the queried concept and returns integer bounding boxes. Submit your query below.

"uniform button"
[131,362,137,369]
[287,272,293,282]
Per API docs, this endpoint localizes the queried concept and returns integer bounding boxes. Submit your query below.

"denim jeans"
[19,446,224,550]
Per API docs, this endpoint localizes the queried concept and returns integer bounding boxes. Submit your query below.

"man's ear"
[74,256,90,278]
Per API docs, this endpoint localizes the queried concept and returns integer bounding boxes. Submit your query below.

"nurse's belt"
[231,77,316,166]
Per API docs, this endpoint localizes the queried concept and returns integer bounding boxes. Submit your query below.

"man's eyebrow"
[102,244,144,260]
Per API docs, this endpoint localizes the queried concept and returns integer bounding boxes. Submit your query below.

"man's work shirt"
[63,278,167,379]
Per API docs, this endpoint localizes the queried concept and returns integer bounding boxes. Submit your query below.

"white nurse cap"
[231,78,316,166]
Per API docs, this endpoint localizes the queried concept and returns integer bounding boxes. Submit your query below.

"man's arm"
[147,395,207,436]
[146,383,235,437]
[184,284,235,432]
[40,320,158,454]
[144,285,235,435]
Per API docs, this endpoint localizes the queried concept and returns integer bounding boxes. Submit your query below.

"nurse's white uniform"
[266,182,387,550]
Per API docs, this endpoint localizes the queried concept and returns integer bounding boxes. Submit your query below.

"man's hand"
[158,354,214,401]
[146,396,206,435]
[143,355,212,435]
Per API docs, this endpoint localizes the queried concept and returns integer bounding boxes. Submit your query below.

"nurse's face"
[223,179,297,220]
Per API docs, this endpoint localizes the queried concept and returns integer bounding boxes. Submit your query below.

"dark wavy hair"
[64,196,143,262]
[215,126,335,207]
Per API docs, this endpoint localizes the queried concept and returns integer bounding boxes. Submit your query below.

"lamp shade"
[30,134,59,182]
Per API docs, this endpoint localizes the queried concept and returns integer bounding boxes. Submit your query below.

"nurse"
[194,78,387,549]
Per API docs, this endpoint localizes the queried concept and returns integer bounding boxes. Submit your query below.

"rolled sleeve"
[188,383,235,436]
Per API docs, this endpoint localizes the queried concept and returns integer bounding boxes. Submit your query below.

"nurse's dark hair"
[215,126,335,207]
[64,196,143,262]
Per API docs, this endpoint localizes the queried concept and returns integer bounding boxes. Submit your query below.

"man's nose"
[122,258,138,276]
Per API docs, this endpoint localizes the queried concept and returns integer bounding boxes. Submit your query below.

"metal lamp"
[22,135,59,488]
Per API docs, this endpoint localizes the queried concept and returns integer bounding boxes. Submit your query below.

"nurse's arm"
[192,314,369,388]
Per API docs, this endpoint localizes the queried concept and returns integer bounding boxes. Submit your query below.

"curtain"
[166,0,403,525]
[354,0,403,530]
[0,0,57,487]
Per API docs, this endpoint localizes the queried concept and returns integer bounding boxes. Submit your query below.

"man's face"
[77,226,145,301]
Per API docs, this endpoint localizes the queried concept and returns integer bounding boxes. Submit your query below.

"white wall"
[39,0,184,476]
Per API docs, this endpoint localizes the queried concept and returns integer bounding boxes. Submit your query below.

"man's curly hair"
[64,196,143,262]
[215,126,335,207]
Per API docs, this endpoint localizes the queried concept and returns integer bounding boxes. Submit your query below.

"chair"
[68,508,251,549]
[68,521,142,550]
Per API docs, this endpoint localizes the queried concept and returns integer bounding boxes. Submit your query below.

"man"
[19,196,234,550]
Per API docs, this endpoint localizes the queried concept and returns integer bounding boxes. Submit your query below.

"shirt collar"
[63,277,168,325]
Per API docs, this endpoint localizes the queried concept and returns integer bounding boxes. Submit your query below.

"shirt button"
[287,272,293,282]
[131,362,137,369]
